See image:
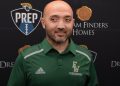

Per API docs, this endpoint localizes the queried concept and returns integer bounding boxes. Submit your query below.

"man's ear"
[41,18,45,29]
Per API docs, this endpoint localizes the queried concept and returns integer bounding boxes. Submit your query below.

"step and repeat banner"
[0,0,120,86]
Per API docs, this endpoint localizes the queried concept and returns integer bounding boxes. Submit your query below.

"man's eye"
[65,18,71,22]
[50,18,58,22]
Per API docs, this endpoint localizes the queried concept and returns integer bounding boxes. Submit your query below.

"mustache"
[56,28,66,32]
[55,30,66,33]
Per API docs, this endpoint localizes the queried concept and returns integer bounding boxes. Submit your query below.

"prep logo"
[11,3,42,35]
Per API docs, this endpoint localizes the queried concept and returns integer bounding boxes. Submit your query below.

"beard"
[46,30,72,44]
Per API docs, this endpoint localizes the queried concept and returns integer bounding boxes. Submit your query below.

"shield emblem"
[11,8,42,36]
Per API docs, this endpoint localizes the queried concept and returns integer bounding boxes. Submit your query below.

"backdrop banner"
[0,0,120,86]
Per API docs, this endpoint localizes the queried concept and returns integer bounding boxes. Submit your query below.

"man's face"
[42,4,74,43]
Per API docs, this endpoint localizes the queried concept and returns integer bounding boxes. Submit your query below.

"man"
[7,0,98,86]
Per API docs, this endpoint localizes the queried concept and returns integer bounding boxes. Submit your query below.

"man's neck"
[46,38,69,53]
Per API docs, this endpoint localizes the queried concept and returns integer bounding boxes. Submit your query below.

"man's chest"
[24,55,90,86]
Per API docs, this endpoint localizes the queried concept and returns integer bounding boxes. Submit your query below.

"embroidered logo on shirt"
[72,61,80,72]
[69,61,82,76]
[35,67,46,74]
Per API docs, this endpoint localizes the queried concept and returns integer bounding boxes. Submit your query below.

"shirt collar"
[39,39,77,55]
[67,39,76,55]
[39,39,53,54]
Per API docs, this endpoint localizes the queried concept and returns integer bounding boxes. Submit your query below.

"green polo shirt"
[7,39,98,86]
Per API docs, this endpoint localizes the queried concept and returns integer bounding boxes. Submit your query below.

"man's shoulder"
[75,44,92,61]
[20,43,43,58]
[71,40,90,54]
[76,44,90,53]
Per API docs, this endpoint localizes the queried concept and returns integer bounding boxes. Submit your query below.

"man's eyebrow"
[64,16,72,18]
[50,15,59,18]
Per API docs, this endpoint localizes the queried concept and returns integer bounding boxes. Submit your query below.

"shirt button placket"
[57,55,63,69]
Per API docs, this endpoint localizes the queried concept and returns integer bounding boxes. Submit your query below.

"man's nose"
[57,20,65,30]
